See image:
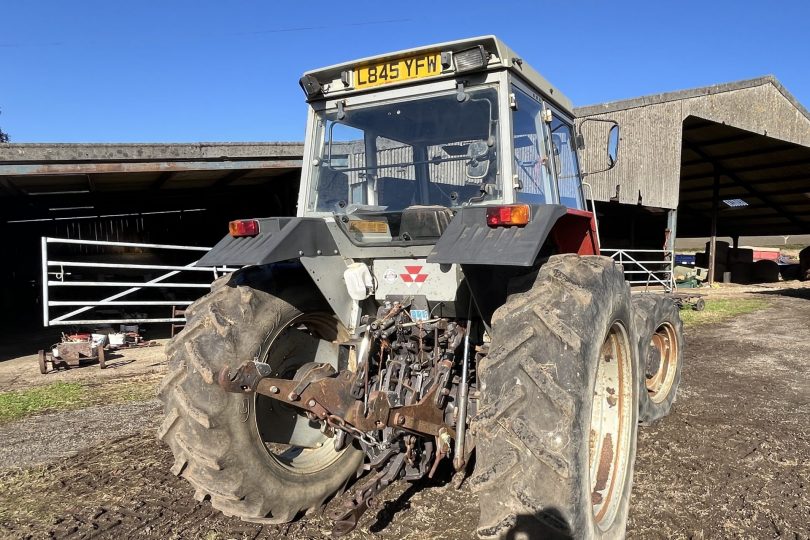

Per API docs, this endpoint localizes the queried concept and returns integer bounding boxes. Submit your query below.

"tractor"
[158,36,684,539]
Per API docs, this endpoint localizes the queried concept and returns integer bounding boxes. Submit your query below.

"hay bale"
[779,264,801,281]
[714,262,728,282]
[800,246,810,281]
[728,248,754,264]
[752,260,780,283]
[706,241,730,264]
[729,262,754,284]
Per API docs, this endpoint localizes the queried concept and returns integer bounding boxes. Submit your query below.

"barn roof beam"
[150,171,175,190]
[681,142,797,166]
[682,140,808,230]
[213,169,253,189]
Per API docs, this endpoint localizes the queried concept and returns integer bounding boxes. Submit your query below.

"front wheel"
[158,277,363,523]
[472,255,640,539]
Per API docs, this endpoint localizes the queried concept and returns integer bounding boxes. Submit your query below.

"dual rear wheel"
[473,255,640,539]
[632,293,684,425]
[157,257,683,537]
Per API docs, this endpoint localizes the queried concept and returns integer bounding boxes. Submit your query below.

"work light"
[453,45,488,73]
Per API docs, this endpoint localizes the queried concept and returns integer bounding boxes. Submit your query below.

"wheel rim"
[645,322,679,404]
[253,312,347,474]
[589,321,634,531]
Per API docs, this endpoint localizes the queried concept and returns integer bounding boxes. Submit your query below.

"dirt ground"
[1,287,808,539]
[0,337,170,393]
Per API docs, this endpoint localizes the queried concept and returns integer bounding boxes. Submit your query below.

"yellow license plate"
[354,53,442,90]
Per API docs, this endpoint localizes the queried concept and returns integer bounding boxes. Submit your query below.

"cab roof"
[301,35,573,112]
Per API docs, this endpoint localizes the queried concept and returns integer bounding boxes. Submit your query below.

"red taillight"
[229,219,260,237]
[486,204,531,227]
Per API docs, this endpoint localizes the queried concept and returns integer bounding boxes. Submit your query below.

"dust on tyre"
[472,254,640,539]
[158,277,363,523]
[632,293,684,425]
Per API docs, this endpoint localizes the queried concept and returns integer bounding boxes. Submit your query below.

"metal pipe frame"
[42,236,234,327]
[49,318,186,326]
[45,236,210,251]
[602,248,674,292]
[48,260,236,272]
[48,281,211,288]
[48,301,194,306]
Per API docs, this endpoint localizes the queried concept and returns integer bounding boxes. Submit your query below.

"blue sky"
[2,0,809,143]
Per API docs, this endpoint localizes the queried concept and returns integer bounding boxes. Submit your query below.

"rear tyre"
[158,275,363,523]
[632,294,684,425]
[472,254,639,539]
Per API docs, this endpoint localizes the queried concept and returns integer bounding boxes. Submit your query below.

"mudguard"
[427,204,597,266]
[197,218,338,267]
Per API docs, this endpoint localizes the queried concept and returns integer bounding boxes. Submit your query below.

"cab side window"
[512,89,552,204]
[549,115,584,210]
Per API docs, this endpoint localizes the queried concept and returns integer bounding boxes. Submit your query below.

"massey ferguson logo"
[400,265,429,287]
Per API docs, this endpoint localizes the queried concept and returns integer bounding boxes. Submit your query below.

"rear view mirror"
[466,140,490,179]
[607,124,619,167]
[578,118,620,178]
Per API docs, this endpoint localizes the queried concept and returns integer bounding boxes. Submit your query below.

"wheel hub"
[254,313,347,474]
[645,322,679,403]
[645,344,661,379]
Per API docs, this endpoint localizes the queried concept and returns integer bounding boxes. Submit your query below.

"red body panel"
[550,208,600,256]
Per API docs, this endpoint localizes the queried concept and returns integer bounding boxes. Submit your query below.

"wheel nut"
[308,399,317,407]
[268,385,279,394]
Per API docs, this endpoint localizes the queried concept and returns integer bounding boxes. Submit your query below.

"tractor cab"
[297,36,592,245]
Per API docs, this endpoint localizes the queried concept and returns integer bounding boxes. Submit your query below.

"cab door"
[543,105,586,210]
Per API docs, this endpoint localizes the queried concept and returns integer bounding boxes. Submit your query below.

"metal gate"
[41,237,235,327]
[601,248,675,292]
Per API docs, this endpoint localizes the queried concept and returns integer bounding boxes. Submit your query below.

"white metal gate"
[601,248,675,292]
[41,237,235,327]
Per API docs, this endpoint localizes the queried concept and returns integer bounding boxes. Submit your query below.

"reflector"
[486,205,531,227]
[229,219,260,237]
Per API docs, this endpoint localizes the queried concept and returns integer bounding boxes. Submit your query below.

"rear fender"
[429,205,600,326]
[427,205,599,267]
[198,218,358,331]
[197,217,338,267]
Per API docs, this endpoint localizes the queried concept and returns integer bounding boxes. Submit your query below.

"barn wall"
[575,80,810,210]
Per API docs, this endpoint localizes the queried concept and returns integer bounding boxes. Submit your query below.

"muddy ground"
[0,287,808,539]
